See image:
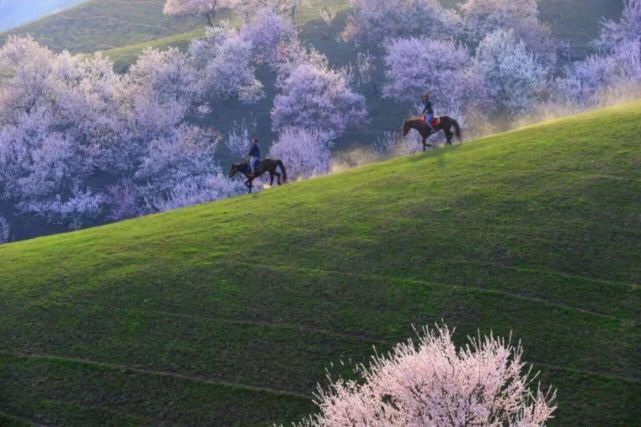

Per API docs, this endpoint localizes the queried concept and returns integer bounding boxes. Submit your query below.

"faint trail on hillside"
[534,362,641,384]
[33,298,390,346]
[0,351,313,400]
[0,409,46,427]
[441,259,639,290]
[216,259,634,323]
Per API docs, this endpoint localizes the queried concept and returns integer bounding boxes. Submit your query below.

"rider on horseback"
[248,138,261,176]
[421,91,434,131]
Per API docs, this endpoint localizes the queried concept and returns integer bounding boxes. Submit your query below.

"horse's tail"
[277,160,288,183]
[452,119,462,141]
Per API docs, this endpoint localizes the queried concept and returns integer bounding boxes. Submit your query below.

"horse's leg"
[423,132,432,151]
[274,172,281,186]
[445,129,453,146]
[269,172,275,186]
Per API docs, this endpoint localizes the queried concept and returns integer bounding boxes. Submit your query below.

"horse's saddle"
[422,115,441,127]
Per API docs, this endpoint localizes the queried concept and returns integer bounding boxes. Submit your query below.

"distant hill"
[0,0,623,61]
[0,0,88,32]
[1,101,640,425]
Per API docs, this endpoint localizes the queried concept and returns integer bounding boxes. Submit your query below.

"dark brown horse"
[229,158,288,194]
[403,116,462,151]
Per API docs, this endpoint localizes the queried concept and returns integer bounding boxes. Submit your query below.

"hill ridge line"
[1,351,313,401]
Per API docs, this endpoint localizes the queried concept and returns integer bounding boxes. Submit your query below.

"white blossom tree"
[297,325,556,426]
[272,58,368,137]
[559,39,641,108]
[269,128,334,179]
[383,37,489,121]
[597,0,641,51]
[0,35,246,230]
[557,1,641,108]
[0,216,10,244]
[190,24,264,104]
[343,0,461,44]
[239,7,297,69]
[459,0,557,66]
[472,29,549,118]
[163,0,238,26]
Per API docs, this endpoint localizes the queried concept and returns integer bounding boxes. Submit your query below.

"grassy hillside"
[1,102,640,425]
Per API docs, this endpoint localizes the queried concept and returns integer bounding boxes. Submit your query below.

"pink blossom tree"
[298,325,556,426]
[163,0,238,26]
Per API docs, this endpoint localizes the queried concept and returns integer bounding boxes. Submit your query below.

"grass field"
[1,101,640,425]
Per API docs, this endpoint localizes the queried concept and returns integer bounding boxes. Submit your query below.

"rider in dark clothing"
[248,138,261,175]
[421,92,434,130]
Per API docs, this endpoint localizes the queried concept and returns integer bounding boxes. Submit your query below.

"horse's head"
[229,163,240,178]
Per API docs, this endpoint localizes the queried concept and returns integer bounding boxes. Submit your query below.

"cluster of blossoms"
[297,325,556,426]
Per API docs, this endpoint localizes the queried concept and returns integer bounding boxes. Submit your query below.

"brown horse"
[403,116,462,151]
[229,158,288,194]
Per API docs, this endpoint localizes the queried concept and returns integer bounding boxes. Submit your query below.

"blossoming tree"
[298,325,556,426]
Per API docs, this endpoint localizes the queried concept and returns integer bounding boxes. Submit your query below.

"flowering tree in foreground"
[297,325,556,426]
[163,0,238,26]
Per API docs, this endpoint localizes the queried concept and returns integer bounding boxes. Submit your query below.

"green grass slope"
[1,102,640,425]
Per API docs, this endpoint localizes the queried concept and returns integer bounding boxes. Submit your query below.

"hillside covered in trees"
[0,0,639,244]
